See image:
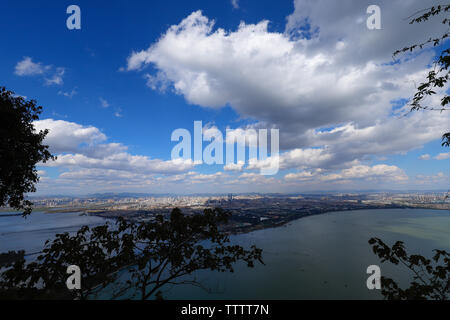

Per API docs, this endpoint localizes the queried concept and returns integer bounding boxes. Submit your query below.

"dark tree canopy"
[0,87,54,215]
[369,238,449,300]
[394,5,450,147]
[0,208,264,300]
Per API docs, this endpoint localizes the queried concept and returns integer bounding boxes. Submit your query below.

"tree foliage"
[124,207,263,300]
[0,223,128,299]
[394,5,450,147]
[369,237,449,300]
[0,87,54,215]
[0,208,264,300]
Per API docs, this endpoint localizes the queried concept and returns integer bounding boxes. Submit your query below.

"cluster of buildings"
[7,191,446,234]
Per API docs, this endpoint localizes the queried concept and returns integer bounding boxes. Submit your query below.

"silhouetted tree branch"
[394,5,450,147]
[0,208,264,300]
[369,237,449,300]
[0,87,55,216]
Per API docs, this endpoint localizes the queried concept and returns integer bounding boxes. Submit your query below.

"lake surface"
[1,208,449,299]
[0,211,107,254]
[157,208,450,300]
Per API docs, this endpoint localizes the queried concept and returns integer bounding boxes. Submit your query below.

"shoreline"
[83,204,450,236]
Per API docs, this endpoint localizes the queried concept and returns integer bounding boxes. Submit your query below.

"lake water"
[158,208,450,300]
[1,208,449,299]
[0,211,106,254]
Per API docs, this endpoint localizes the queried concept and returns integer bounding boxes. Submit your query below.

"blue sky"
[1,0,449,195]
[1,0,291,157]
